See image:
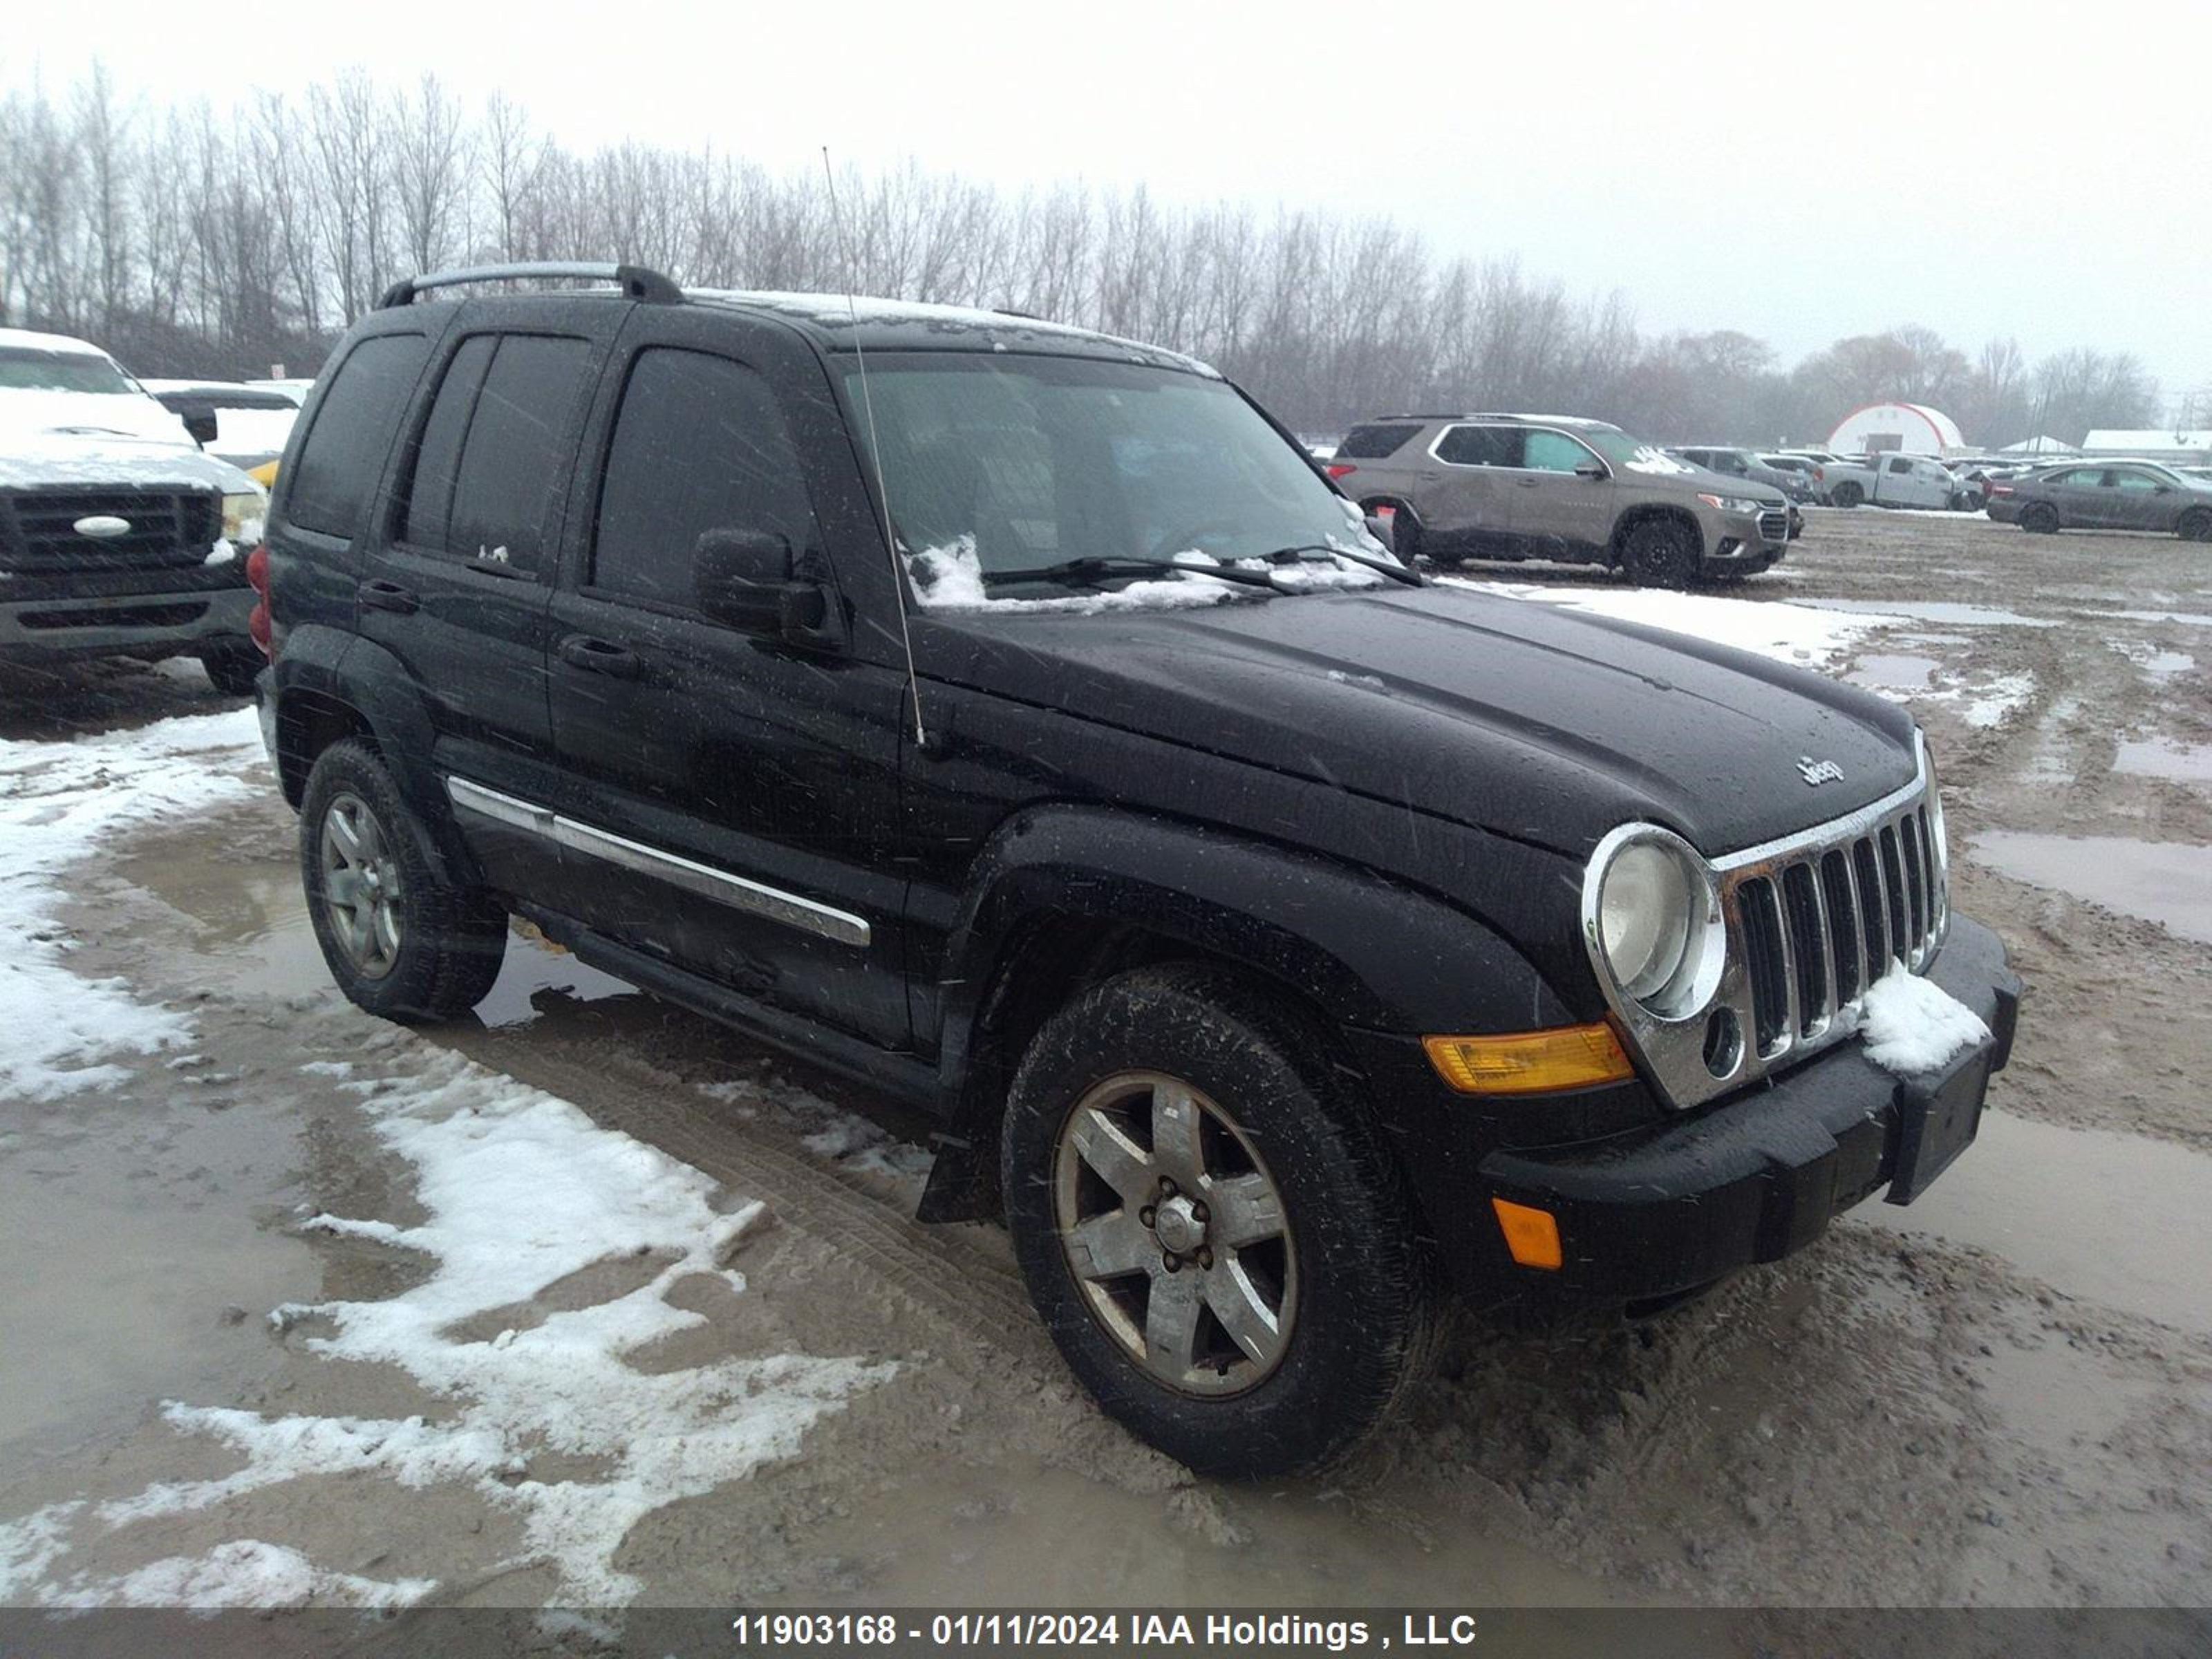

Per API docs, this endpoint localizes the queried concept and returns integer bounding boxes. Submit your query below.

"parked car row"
[1985,458,2212,538]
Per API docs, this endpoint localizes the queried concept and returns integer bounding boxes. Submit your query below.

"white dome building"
[1827,402,1965,457]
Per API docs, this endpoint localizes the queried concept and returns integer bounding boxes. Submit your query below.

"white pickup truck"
[1820,451,1978,511]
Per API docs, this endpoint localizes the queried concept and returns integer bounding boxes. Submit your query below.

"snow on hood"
[0,386,195,447]
[0,429,261,495]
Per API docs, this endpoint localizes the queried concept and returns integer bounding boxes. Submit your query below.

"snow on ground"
[1849,961,1991,1076]
[1438,577,1895,670]
[7,1047,896,1606]
[0,707,264,1101]
[45,1539,435,1611]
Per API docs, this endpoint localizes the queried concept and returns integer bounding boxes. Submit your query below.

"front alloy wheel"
[1054,1071,1295,1396]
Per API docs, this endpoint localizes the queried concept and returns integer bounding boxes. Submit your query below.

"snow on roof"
[1998,435,2078,453]
[2083,429,2212,453]
[1828,402,1966,452]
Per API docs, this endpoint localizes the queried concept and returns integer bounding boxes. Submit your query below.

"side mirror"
[695,528,795,631]
[183,410,218,446]
[1573,461,1609,481]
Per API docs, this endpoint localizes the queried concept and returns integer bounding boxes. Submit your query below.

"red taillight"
[1989,484,2014,496]
[1813,465,1826,482]
[245,541,273,659]
[1325,462,1357,480]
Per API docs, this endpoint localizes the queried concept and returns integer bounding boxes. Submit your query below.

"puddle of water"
[1969,832,2212,944]
[223,888,637,1029]
[2092,609,2212,629]
[2112,738,2212,787]
[1848,653,1939,691]
[0,1088,319,1472]
[1808,599,2059,628]
[1857,1110,2212,1336]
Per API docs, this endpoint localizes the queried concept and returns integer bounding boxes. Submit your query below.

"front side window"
[444,335,592,574]
[592,348,818,610]
[844,353,1389,592]
[1888,457,1913,474]
[284,332,430,538]
[0,346,133,395]
[1523,429,1597,474]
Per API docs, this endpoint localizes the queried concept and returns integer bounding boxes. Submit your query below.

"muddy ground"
[1,509,2209,1645]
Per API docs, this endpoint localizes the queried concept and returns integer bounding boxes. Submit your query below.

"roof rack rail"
[377,261,682,310]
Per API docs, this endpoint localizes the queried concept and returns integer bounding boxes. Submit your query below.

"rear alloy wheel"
[2021,502,2060,535]
[301,738,509,1022]
[1620,517,1700,588]
[1830,482,1864,509]
[199,639,265,697]
[2178,507,2212,543]
[1003,966,1432,1478]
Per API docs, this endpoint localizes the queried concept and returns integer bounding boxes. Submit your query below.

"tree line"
[0,66,2166,447]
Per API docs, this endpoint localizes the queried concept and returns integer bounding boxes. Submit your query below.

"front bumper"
[1470,915,2018,1302]
[1705,506,1792,563]
[0,581,254,664]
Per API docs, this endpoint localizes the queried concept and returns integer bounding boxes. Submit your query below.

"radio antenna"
[822,146,926,747]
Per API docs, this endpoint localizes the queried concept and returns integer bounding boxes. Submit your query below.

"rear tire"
[2179,507,2212,543]
[2021,502,2060,535]
[1367,500,1421,563]
[199,639,265,697]
[1002,965,1434,1479]
[1618,517,1700,588]
[1830,482,1864,509]
[300,739,508,1023]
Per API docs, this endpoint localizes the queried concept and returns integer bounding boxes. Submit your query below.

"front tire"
[300,739,508,1022]
[1002,966,1432,1478]
[1618,517,1700,588]
[199,639,265,696]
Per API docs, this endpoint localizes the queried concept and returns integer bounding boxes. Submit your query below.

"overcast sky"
[10,0,2207,403]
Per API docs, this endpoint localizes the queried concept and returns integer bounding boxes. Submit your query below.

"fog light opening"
[1703,1006,1742,1079]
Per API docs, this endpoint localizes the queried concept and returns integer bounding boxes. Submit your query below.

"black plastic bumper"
[1472,914,2020,1302]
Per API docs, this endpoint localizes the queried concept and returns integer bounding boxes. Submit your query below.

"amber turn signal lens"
[1421,1023,1633,1095]
[1491,1197,1564,1271]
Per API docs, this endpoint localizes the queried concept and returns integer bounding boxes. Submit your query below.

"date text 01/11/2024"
[726,1612,1484,1649]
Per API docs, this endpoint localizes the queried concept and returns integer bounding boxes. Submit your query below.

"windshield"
[0,346,134,395]
[841,353,1393,598]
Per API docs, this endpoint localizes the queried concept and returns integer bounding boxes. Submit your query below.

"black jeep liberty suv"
[253,263,2020,1477]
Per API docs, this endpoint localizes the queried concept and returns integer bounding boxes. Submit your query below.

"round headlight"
[1599,840,1694,1002]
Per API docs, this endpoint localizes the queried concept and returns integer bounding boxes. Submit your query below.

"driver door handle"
[557,634,644,679]
[357,579,418,615]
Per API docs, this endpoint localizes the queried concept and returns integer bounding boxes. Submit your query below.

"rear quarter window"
[283,333,430,538]
[1336,423,1425,461]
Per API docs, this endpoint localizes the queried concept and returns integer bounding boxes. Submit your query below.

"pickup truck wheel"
[300,739,507,1023]
[1830,481,1864,508]
[1619,518,1700,588]
[2178,507,2212,543]
[2020,503,2060,534]
[199,639,264,697]
[1002,966,1432,1478]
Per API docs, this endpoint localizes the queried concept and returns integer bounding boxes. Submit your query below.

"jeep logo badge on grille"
[73,514,132,539]
[1797,756,1844,786]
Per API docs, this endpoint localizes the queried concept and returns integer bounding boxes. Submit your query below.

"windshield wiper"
[980,556,1282,592]
[1251,543,1423,586]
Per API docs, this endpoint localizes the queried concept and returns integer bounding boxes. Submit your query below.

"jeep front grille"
[1730,792,1945,1062]
[0,488,220,573]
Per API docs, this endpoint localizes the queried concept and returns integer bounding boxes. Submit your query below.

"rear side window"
[1887,457,1913,474]
[284,333,429,537]
[444,335,593,574]
[1337,423,1424,460]
[590,348,818,610]
[401,335,496,552]
[1436,424,1523,467]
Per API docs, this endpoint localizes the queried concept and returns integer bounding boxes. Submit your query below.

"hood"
[1678,462,1788,507]
[0,428,260,495]
[918,584,1919,861]
[0,386,197,449]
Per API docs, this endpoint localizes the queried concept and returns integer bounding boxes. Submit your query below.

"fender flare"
[932,804,1573,1114]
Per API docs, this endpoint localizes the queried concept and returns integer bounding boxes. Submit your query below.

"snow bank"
[44,1539,435,1611]
[0,708,265,1101]
[1851,962,1990,1076]
[1439,578,1894,670]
